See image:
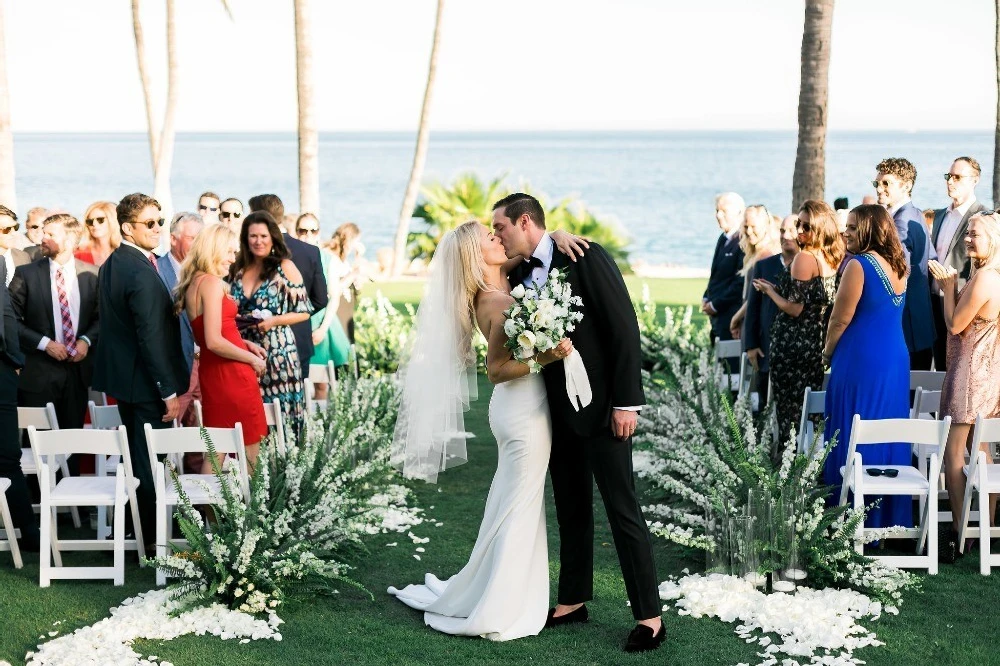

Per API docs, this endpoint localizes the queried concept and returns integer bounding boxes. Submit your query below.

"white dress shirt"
[38,257,89,350]
[2,249,13,287]
[935,196,975,264]
[167,251,182,281]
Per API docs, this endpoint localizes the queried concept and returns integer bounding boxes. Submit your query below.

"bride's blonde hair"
[446,221,489,364]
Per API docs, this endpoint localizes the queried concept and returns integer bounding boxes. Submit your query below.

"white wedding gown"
[388,373,552,641]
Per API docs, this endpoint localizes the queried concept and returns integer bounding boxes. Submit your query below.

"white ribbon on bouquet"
[563,349,592,411]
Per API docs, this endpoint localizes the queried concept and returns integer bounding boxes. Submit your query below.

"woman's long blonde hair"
[80,201,122,250]
[326,222,361,260]
[739,204,780,275]
[448,221,489,364]
[969,211,1000,276]
[173,224,236,316]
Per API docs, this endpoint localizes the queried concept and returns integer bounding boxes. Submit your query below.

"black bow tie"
[524,256,544,270]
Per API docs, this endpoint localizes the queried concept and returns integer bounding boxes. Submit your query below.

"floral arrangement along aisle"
[27,375,423,665]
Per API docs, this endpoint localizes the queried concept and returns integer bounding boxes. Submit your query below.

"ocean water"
[11,130,996,268]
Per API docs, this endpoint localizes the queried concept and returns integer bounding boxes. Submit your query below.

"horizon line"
[10,127,998,135]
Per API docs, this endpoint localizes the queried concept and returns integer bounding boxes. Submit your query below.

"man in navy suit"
[743,215,799,405]
[930,157,987,370]
[703,192,746,349]
[158,212,203,425]
[874,158,935,369]
[247,194,328,378]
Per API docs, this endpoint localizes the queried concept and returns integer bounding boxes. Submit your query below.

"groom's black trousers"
[549,425,660,621]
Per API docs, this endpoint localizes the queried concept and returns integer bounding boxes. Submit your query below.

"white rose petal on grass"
[416,547,425,553]
[413,554,421,561]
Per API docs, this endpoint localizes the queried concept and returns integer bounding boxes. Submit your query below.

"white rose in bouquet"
[503,319,519,337]
[510,284,526,299]
[516,330,536,351]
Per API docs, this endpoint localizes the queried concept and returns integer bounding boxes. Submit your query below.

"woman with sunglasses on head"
[930,211,1000,562]
[822,205,911,527]
[75,201,121,267]
[229,211,313,436]
[754,199,844,443]
[295,213,351,400]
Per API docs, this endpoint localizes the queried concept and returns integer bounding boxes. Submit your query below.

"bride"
[388,221,576,641]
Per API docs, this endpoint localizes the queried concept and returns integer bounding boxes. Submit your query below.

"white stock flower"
[510,284,525,299]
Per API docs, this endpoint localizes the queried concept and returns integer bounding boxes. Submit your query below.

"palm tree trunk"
[131,0,161,174]
[0,1,16,211]
[152,0,178,219]
[391,0,445,276]
[994,0,1000,206]
[294,0,319,216]
[791,0,835,212]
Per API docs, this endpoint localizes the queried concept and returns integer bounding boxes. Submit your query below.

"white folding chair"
[958,416,1000,573]
[88,401,126,539]
[28,425,144,587]
[797,388,826,457]
[0,478,24,569]
[145,423,249,586]
[822,371,831,391]
[713,340,741,392]
[909,371,945,398]
[262,399,287,455]
[736,353,759,411]
[909,388,953,522]
[305,360,338,414]
[838,415,951,574]
[18,404,81,529]
[191,400,205,428]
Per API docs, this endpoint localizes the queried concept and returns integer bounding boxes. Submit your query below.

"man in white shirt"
[0,205,31,287]
[8,214,99,441]
[929,157,987,370]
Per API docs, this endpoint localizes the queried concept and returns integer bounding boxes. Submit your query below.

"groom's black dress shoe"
[623,622,666,653]
[544,605,588,628]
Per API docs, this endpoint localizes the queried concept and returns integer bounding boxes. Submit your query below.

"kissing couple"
[388,193,664,653]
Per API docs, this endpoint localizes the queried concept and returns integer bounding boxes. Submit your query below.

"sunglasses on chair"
[865,468,899,478]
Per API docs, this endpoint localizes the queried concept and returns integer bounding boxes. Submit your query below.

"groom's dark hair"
[493,193,545,229]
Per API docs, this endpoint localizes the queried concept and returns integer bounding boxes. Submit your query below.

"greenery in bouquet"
[634,313,920,605]
[502,268,583,373]
[150,375,422,615]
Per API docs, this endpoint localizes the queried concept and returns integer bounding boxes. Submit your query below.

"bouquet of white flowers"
[503,268,592,410]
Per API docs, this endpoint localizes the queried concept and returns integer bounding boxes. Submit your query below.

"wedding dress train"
[389,374,552,641]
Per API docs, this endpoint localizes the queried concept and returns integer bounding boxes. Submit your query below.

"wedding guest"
[929,157,987,371]
[0,249,37,554]
[743,214,799,406]
[229,211,312,434]
[158,212,204,427]
[923,209,936,234]
[297,214,351,401]
[861,195,878,206]
[729,205,780,338]
[703,192,745,347]
[247,195,328,381]
[92,193,189,549]
[822,205,911,528]
[75,201,121,267]
[219,197,244,235]
[0,207,30,287]
[176,224,268,471]
[331,222,363,344]
[874,158,935,369]
[930,211,1000,562]
[197,191,221,226]
[23,207,47,260]
[9,214,99,445]
[755,200,842,443]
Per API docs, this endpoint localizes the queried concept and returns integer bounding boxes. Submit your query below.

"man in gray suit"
[930,157,987,370]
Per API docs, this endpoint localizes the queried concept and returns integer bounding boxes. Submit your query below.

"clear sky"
[3,0,997,132]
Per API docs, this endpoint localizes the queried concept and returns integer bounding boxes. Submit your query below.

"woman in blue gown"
[822,204,911,528]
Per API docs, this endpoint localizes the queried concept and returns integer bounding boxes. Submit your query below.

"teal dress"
[310,249,351,367]
[230,265,313,435]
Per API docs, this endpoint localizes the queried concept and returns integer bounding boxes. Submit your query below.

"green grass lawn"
[2,279,997,665]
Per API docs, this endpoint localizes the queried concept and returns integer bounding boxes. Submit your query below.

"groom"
[492,193,664,653]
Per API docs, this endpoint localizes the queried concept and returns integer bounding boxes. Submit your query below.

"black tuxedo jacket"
[0,261,23,369]
[703,232,745,338]
[9,258,99,393]
[283,233,328,363]
[509,243,644,437]
[91,244,190,403]
[932,200,986,287]
[742,253,786,373]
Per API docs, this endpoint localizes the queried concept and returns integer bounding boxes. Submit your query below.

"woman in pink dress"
[175,225,269,471]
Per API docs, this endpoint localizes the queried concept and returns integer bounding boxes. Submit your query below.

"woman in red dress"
[175,224,269,471]
[75,201,121,266]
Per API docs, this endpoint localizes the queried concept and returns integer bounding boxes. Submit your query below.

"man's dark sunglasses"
[199,204,219,212]
[865,468,899,478]
[136,218,166,230]
[220,211,242,220]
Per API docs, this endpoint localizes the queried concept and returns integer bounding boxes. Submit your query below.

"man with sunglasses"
[0,205,31,288]
[219,197,243,234]
[92,193,190,550]
[22,207,48,261]
[929,157,987,371]
[873,158,935,370]
[197,191,221,226]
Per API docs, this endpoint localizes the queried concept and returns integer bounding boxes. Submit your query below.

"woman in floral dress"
[229,211,313,435]
[754,200,844,443]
